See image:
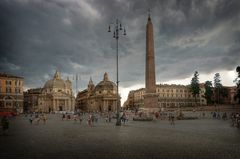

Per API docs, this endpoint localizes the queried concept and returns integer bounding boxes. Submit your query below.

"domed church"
[76,72,120,112]
[37,70,75,112]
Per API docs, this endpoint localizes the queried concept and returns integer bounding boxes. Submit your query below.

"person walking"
[108,112,112,123]
[236,113,240,128]
[78,114,82,124]
[67,114,71,120]
[121,112,126,124]
[88,114,92,126]
[169,113,175,125]
[91,113,94,126]
[62,113,65,121]
[217,112,221,119]
[29,114,33,124]
[73,114,77,123]
[42,114,47,124]
[1,116,9,135]
[105,113,109,123]
[35,113,40,125]
[231,113,236,126]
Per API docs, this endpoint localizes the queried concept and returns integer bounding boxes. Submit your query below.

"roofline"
[0,73,24,79]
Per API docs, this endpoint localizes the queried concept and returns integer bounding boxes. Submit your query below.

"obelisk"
[143,11,159,111]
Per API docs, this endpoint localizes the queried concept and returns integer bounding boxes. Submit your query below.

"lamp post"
[108,19,126,126]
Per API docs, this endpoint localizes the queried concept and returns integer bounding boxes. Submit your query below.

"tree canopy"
[190,71,200,106]
[235,66,240,103]
[204,81,213,105]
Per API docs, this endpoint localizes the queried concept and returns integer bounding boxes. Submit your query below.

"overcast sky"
[0,0,240,103]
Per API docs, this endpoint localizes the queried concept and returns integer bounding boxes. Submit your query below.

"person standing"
[1,116,9,135]
[171,114,175,125]
[108,112,112,123]
[78,114,82,124]
[88,114,92,126]
[73,114,77,123]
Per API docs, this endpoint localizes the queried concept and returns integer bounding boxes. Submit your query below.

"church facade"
[24,70,75,113]
[76,73,120,112]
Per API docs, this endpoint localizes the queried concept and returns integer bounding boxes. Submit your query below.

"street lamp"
[108,19,126,126]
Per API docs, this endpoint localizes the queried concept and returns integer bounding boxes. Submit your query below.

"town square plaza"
[0,112,240,159]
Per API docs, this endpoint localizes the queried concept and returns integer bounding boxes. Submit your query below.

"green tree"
[190,71,200,106]
[213,73,222,104]
[220,87,228,98]
[204,81,213,105]
[235,66,240,103]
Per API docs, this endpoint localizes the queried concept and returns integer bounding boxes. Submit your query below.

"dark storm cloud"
[0,0,240,90]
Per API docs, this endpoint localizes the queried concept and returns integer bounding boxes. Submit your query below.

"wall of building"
[0,73,24,113]
[125,84,207,110]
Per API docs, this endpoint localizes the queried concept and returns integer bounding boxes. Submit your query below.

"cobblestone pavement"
[0,114,240,159]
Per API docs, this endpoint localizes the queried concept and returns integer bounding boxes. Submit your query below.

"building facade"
[24,70,75,113]
[23,88,42,112]
[212,86,238,105]
[124,84,207,110]
[76,73,120,112]
[0,73,24,113]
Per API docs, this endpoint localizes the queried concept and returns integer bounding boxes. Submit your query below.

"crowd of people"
[231,112,240,128]
[60,111,129,126]
[1,109,240,135]
[27,113,47,125]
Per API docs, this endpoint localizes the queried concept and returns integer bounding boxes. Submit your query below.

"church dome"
[43,79,66,89]
[43,70,66,89]
[94,73,117,93]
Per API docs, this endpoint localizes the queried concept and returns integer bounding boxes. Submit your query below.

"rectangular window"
[15,88,20,93]
[6,87,11,93]
[6,80,12,85]
[16,80,21,86]
[6,102,12,107]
